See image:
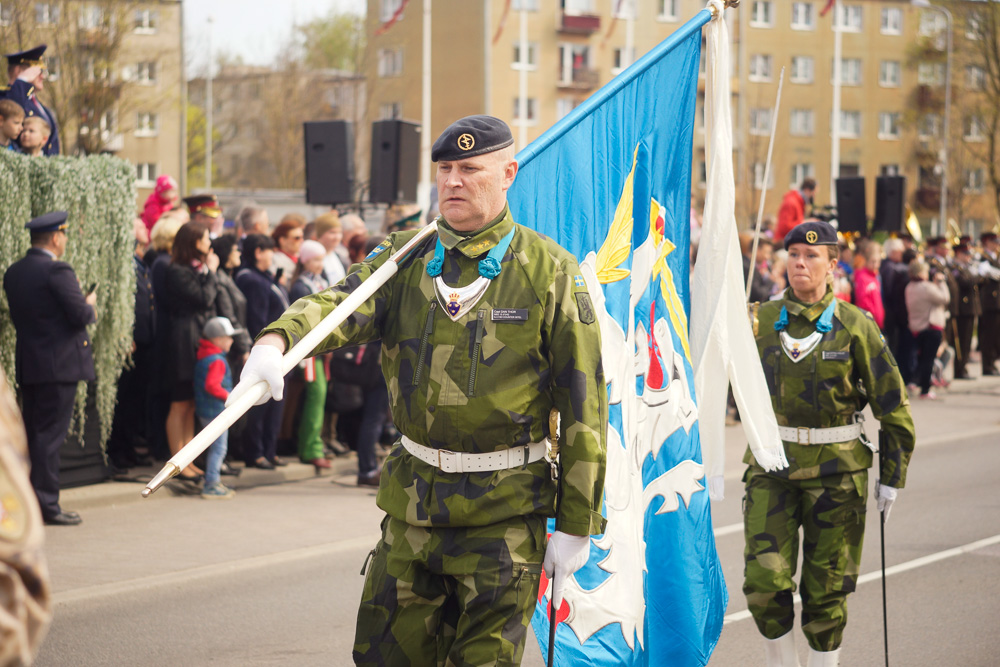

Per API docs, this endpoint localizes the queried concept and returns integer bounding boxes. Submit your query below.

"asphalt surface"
[33,375,1000,666]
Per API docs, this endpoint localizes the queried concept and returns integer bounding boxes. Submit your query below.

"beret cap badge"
[806,230,818,244]
[457,133,475,151]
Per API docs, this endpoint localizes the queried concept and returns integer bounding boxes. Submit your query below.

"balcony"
[557,67,600,91]
[559,11,600,35]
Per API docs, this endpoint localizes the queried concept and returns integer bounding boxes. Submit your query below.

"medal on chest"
[428,227,516,322]
[775,299,837,363]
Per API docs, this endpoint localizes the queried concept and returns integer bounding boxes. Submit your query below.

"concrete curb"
[61,456,363,511]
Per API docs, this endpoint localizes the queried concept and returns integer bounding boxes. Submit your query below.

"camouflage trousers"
[353,514,546,667]
[742,468,868,652]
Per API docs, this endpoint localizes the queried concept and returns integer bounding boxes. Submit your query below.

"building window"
[657,0,678,21]
[881,164,900,176]
[78,5,106,30]
[379,102,401,120]
[840,5,862,32]
[513,0,539,9]
[964,116,986,142]
[45,56,59,81]
[377,48,404,77]
[790,56,814,84]
[790,109,815,136]
[791,2,814,30]
[135,61,157,85]
[558,43,591,85]
[917,63,945,85]
[0,4,11,26]
[750,1,773,28]
[880,7,902,35]
[556,97,580,120]
[790,163,815,189]
[35,3,59,25]
[966,13,982,40]
[918,11,947,36]
[612,47,636,74]
[964,168,985,193]
[753,162,775,190]
[135,112,158,137]
[832,58,862,85]
[749,54,773,82]
[966,65,986,90]
[513,42,538,70]
[836,110,862,138]
[878,112,900,140]
[136,163,158,187]
[749,108,772,136]
[563,0,596,13]
[513,97,537,124]
[380,0,405,22]
[879,60,901,88]
[919,114,940,139]
[134,9,158,33]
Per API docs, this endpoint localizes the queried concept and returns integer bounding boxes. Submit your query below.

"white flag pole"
[746,67,785,301]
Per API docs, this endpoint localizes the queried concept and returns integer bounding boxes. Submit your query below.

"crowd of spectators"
[107,187,415,495]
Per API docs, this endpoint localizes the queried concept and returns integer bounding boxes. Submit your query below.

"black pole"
[548,569,556,667]
[878,429,889,667]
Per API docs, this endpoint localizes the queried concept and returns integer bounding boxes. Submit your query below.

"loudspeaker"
[835,177,867,234]
[874,175,906,232]
[304,121,354,205]
[370,120,421,203]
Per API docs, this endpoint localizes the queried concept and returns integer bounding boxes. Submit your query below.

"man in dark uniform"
[3,212,95,525]
[978,232,1000,376]
[184,194,225,238]
[951,243,983,379]
[3,45,60,155]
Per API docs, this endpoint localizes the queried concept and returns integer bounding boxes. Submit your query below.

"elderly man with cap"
[979,232,1000,376]
[184,194,225,238]
[227,115,607,665]
[3,45,60,155]
[3,212,97,525]
[744,221,914,666]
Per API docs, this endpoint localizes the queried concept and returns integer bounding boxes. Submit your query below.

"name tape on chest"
[822,350,850,361]
[491,308,528,322]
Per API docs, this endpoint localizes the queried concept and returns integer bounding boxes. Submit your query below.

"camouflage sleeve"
[853,314,915,488]
[548,258,608,536]
[258,235,400,352]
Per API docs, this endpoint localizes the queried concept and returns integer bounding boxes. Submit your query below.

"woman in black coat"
[165,222,219,480]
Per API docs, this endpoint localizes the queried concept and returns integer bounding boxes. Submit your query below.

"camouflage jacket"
[744,288,915,487]
[262,207,608,536]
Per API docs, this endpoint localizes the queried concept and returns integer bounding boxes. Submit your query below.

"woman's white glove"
[875,484,898,522]
[226,345,285,407]
[543,532,591,609]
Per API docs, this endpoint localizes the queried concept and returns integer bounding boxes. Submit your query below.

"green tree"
[186,102,222,188]
[297,10,366,73]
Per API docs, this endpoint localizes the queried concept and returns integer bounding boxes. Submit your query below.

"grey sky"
[184,0,364,76]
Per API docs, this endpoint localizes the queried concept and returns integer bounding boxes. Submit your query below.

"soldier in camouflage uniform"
[743,222,915,667]
[0,365,52,665]
[228,116,607,666]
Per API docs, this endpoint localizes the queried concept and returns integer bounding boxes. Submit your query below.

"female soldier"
[743,221,915,667]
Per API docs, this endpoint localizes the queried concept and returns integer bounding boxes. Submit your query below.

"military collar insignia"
[429,226,516,322]
[776,298,836,363]
[436,207,514,258]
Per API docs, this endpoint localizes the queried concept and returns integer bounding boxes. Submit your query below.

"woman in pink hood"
[142,174,179,233]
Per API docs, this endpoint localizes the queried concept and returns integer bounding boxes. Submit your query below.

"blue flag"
[508,9,727,666]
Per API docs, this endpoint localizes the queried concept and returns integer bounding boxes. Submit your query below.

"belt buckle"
[797,426,811,444]
[437,449,459,473]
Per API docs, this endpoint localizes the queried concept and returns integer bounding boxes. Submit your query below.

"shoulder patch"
[364,238,392,262]
[576,293,595,324]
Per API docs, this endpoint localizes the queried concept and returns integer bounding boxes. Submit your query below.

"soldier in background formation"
[977,233,1000,376]
[745,222,915,667]
[228,115,608,666]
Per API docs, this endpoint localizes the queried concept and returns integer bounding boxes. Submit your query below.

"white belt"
[401,435,547,474]
[777,423,863,445]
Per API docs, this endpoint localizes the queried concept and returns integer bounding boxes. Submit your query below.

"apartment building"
[367,0,994,234]
[0,1,184,207]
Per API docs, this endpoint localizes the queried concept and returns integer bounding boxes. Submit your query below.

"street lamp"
[912,0,952,237]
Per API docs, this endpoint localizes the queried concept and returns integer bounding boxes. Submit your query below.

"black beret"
[953,244,971,254]
[25,210,68,233]
[927,236,947,247]
[783,221,837,250]
[431,115,514,162]
[5,44,47,67]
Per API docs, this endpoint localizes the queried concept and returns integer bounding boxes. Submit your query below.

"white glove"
[875,483,898,522]
[542,532,591,610]
[226,344,285,407]
[707,475,725,501]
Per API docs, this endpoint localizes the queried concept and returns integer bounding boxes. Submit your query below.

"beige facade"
[367,0,994,235]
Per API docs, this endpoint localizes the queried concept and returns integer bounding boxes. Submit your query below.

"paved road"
[34,381,1000,666]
